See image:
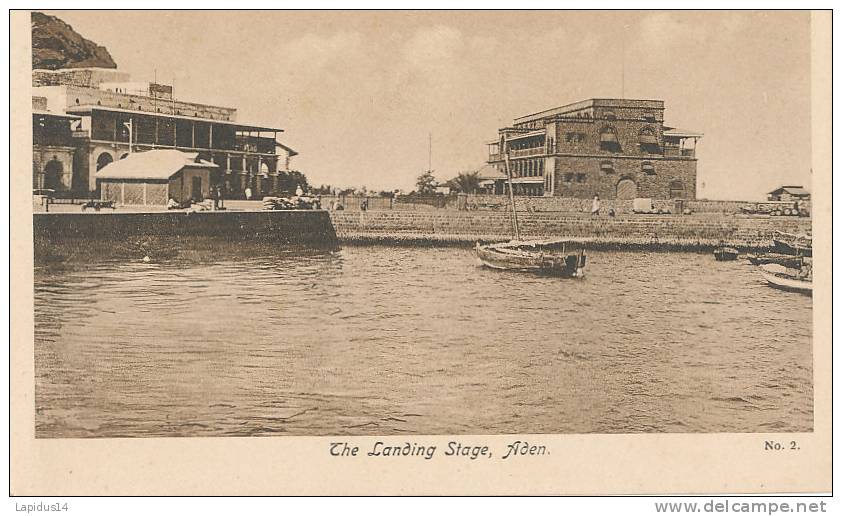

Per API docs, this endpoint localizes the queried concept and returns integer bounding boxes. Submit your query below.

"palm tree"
[448,171,481,194]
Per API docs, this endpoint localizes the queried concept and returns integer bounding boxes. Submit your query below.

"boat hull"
[713,248,738,261]
[475,240,585,278]
[758,264,812,295]
[772,231,812,257]
[747,253,804,268]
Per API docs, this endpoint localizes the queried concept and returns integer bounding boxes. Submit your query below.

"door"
[616,178,637,200]
[43,160,63,190]
[191,176,203,201]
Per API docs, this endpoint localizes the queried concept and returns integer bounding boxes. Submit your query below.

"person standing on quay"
[245,185,253,201]
[591,195,601,216]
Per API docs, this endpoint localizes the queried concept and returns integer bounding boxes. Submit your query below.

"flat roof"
[663,127,704,138]
[514,98,665,124]
[66,105,284,133]
[33,110,81,120]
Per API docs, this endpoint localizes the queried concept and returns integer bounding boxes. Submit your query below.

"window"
[639,127,659,154]
[642,162,656,175]
[600,126,621,152]
[642,112,656,122]
[604,111,617,121]
[566,132,586,143]
[576,173,587,183]
[600,161,615,174]
[563,173,574,183]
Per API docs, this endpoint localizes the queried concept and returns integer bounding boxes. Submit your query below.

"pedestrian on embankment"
[591,195,600,216]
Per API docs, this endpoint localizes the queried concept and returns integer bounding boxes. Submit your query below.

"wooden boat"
[772,231,812,257]
[713,247,738,261]
[747,253,804,269]
[476,240,586,277]
[475,136,586,277]
[758,263,812,295]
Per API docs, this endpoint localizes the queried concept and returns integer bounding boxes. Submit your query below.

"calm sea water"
[34,241,813,437]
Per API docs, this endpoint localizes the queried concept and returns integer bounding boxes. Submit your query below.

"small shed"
[96,150,219,206]
[767,185,810,202]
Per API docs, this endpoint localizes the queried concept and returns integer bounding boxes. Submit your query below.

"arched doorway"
[96,152,114,171]
[669,180,685,199]
[43,159,63,190]
[616,178,637,199]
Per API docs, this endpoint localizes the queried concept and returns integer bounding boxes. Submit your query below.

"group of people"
[243,184,305,201]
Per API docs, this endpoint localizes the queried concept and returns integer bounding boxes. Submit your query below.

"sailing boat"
[475,136,586,277]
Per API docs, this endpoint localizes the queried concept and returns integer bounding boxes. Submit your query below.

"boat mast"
[502,134,521,241]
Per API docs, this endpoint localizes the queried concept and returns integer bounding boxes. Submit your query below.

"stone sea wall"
[330,211,812,251]
[34,210,338,246]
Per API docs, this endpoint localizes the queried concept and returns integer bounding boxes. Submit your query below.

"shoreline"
[32,208,812,253]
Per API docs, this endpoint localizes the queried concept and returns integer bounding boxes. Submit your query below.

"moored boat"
[476,240,586,277]
[771,231,812,257]
[747,253,804,269]
[713,246,738,261]
[757,263,812,295]
[474,135,586,278]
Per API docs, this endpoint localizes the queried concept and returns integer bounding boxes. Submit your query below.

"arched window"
[96,152,114,171]
[600,126,621,152]
[604,111,617,121]
[642,162,656,175]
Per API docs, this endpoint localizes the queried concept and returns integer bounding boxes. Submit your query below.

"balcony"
[664,144,695,158]
[510,147,545,158]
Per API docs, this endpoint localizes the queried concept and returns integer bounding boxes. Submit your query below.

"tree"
[277,170,310,195]
[416,171,437,194]
[447,171,481,194]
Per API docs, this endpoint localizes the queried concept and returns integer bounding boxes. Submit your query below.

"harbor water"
[34,241,813,437]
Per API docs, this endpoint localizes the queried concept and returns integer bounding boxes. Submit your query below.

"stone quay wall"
[460,195,811,215]
[34,210,338,246]
[330,210,812,251]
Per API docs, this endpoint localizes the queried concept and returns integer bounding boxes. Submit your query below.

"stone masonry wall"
[330,210,812,250]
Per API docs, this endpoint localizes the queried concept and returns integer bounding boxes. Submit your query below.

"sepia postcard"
[9,9,832,496]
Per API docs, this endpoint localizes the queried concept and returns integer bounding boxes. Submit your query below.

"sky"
[47,10,813,200]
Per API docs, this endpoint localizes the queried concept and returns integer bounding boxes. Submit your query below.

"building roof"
[66,105,284,133]
[768,185,810,196]
[96,149,218,180]
[513,98,664,125]
[663,127,704,138]
[33,110,81,120]
[276,141,299,157]
[475,163,507,181]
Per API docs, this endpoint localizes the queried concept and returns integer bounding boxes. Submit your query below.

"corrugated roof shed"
[769,185,810,196]
[96,149,217,180]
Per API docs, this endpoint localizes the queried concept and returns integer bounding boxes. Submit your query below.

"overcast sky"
[48,10,812,199]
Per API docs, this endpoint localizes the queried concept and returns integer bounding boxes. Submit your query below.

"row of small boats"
[712,231,812,295]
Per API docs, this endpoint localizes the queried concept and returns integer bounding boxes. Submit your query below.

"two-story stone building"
[485,98,701,199]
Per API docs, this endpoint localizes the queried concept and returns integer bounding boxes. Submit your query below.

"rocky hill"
[31,11,117,70]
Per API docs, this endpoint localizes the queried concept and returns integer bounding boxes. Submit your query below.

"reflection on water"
[34,240,813,437]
